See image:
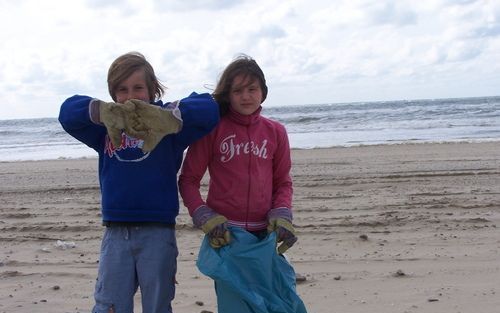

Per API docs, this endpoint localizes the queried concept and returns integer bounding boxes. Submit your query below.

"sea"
[0,96,499,162]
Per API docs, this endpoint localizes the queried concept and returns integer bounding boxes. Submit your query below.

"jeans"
[92,225,178,313]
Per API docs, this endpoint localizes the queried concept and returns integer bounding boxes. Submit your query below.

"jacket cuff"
[267,207,293,222]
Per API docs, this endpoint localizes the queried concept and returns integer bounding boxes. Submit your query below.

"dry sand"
[0,142,499,313]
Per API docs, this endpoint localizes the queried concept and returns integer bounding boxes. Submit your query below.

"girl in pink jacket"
[178,55,297,253]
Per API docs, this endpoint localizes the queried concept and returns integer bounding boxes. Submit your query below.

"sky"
[0,0,499,119]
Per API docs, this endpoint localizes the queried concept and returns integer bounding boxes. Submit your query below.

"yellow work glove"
[193,206,231,249]
[267,217,298,254]
[202,215,231,248]
[124,99,182,152]
[97,100,145,148]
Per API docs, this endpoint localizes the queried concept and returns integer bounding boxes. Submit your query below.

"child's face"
[115,69,150,103]
[229,74,263,116]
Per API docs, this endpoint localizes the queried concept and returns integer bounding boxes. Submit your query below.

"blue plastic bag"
[197,227,308,313]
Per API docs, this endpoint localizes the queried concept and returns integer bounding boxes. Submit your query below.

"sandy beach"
[1,141,499,313]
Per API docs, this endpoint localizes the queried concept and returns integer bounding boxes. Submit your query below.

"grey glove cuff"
[162,100,183,131]
[192,205,217,228]
[163,100,182,120]
[89,99,102,125]
[267,207,293,222]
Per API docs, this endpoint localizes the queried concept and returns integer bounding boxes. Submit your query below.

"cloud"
[0,0,499,119]
[438,0,478,5]
[85,0,125,8]
[361,1,418,26]
[254,25,287,40]
[474,24,500,37]
[152,0,243,12]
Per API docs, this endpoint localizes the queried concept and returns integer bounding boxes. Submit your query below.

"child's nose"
[125,91,137,101]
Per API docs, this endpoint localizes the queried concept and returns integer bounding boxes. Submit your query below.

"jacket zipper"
[245,124,251,230]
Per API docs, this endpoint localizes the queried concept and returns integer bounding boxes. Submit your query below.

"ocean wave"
[0,141,82,149]
[0,96,499,161]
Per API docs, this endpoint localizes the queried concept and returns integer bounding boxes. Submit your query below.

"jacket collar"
[227,106,262,125]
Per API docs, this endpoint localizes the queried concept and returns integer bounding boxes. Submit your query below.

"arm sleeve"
[178,133,213,216]
[271,124,293,211]
[174,92,219,148]
[58,95,106,151]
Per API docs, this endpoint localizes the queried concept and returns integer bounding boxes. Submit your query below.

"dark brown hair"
[213,54,268,116]
[107,52,165,102]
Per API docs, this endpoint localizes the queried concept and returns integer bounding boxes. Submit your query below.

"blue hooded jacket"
[59,92,219,224]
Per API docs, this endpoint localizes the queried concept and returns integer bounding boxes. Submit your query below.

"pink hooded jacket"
[178,106,293,231]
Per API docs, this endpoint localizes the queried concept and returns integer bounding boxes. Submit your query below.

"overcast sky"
[1,0,499,119]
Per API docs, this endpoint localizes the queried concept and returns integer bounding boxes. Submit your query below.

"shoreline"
[1,139,500,164]
[1,141,499,313]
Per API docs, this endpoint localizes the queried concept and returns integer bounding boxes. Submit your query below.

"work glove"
[124,99,182,152]
[192,205,231,249]
[267,208,297,254]
[97,100,146,148]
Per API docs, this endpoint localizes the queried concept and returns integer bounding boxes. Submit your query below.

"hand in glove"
[193,206,231,249]
[267,208,297,254]
[96,100,147,148]
[124,99,181,152]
